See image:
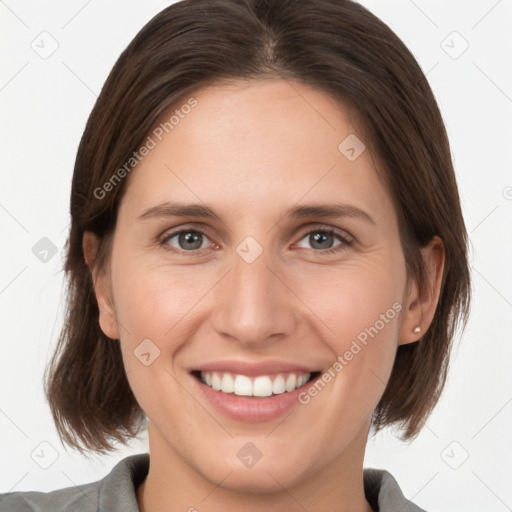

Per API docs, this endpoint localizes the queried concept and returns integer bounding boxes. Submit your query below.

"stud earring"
[413,326,421,334]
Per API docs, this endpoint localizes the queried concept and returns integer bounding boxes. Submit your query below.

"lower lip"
[190,373,319,423]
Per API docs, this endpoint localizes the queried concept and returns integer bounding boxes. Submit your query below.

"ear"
[82,231,120,340]
[398,235,445,345]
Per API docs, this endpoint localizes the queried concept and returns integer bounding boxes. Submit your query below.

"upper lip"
[192,360,320,377]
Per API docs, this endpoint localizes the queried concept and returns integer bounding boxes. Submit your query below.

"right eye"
[159,228,215,254]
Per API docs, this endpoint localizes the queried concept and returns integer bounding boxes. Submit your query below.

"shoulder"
[0,480,100,512]
[0,453,149,512]
[363,467,428,512]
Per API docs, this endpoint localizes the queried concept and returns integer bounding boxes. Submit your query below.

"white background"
[1,1,511,511]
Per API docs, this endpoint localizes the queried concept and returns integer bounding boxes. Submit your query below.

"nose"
[210,244,297,349]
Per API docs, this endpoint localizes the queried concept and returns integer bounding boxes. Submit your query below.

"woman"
[0,0,470,511]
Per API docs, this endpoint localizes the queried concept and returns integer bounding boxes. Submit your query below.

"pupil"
[180,231,202,250]
[311,232,332,249]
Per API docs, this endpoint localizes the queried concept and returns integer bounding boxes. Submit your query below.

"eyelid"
[296,224,354,243]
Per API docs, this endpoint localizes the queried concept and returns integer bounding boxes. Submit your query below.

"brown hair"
[44,0,471,454]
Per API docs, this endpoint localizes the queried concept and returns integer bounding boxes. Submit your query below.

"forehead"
[119,78,393,225]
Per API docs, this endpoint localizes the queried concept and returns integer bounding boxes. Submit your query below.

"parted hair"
[44,0,471,454]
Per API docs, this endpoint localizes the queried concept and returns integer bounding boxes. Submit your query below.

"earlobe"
[398,236,445,345]
[82,231,120,340]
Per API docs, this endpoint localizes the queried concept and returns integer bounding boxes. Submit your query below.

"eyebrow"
[137,201,376,225]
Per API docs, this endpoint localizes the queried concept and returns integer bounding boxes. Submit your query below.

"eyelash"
[157,226,353,257]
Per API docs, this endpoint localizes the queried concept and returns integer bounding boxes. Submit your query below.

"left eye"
[296,228,352,253]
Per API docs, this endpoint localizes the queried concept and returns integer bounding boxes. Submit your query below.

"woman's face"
[93,78,421,492]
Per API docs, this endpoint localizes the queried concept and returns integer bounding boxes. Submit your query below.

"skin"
[83,78,444,512]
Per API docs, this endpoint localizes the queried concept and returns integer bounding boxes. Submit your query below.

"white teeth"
[272,374,286,395]
[234,375,252,396]
[221,373,234,393]
[253,376,273,397]
[211,372,221,391]
[285,373,296,392]
[199,371,312,397]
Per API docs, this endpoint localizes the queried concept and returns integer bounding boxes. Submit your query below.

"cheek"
[112,259,210,338]
[112,266,203,425]
[291,258,405,408]
[296,259,404,343]
[110,259,218,396]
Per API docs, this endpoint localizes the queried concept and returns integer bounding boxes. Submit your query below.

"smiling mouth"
[191,370,321,398]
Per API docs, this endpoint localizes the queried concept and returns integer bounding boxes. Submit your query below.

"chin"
[199,451,317,495]
[212,467,302,494]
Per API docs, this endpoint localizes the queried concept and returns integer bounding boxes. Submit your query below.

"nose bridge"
[211,240,295,346]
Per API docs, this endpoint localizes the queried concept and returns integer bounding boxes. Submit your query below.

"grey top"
[0,453,427,511]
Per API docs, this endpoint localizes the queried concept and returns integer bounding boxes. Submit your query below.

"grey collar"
[98,453,427,512]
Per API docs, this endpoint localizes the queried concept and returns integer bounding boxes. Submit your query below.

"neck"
[137,421,374,512]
